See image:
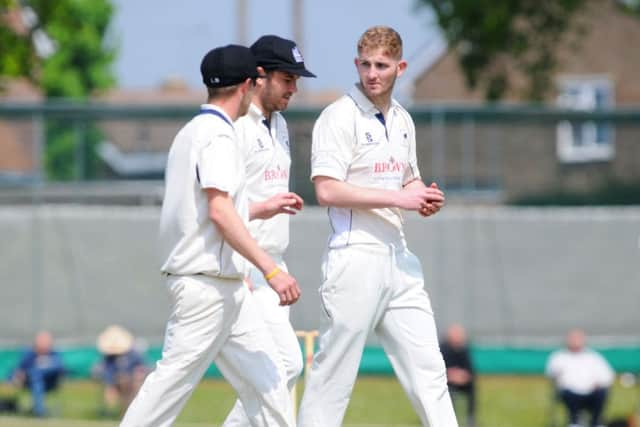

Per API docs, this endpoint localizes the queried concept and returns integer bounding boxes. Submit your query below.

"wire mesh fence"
[2,103,640,203]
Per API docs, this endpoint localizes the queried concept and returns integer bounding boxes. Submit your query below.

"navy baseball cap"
[250,35,316,78]
[200,44,261,88]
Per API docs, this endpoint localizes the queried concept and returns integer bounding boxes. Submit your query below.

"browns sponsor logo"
[264,165,289,181]
[373,156,407,173]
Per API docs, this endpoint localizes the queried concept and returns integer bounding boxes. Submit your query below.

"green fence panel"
[2,345,639,380]
[472,347,553,374]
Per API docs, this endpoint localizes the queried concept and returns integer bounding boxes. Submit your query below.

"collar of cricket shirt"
[247,103,269,127]
[348,84,400,120]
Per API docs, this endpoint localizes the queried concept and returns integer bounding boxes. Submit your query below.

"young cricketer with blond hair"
[297,26,458,427]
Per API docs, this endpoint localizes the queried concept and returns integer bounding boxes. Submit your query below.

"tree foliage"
[417,0,589,101]
[0,0,35,84]
[1,0,115,96]
[1,0,117,180]
[34,0,116,98]
[620,0,640,15]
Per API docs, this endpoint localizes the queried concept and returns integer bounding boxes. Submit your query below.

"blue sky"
[108,0,444,93]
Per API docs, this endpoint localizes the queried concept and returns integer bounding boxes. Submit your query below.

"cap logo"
[210,77,221,84]
[291,46,304,63]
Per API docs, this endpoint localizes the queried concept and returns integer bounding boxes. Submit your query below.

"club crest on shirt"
[362,131,380,146]
[253,137,271,153]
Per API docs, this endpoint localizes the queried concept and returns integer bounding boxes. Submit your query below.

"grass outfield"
[0,375,638,427]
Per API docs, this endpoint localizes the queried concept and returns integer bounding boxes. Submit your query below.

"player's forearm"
[314,177,402,209]
[248,201,266,221]
[207,194,276,275]
[403,178,426,190]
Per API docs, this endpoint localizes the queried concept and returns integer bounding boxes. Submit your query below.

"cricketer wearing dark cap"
[120,42,300,427]
[250,35,316,77]
[200,44,261,88]
[219,35,314,427]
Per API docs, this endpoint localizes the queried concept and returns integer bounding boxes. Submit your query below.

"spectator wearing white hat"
[92,325,148,417]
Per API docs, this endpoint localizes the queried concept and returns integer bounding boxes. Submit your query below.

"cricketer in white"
[120,44,299,427]
[297,26,458,427]
[222,34,316,427]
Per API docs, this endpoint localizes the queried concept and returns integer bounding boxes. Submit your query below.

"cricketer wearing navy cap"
[201,44,262,88]
[250,35,316,77]
[120,42,299,427]
[221,34,315,427]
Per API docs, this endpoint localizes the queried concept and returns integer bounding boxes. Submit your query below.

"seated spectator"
[546,328,615,427]
[8,331,65,417]
[92,325,148,416]
[440,323,476,427]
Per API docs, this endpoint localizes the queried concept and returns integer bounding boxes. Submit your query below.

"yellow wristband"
[264,267,281,280]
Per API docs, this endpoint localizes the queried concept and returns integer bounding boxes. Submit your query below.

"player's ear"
[397,59,407,77]
[240,78,253,95]
[255,67,268,89]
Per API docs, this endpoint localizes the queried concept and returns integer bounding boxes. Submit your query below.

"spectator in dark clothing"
[92,325,148,416]
[9,331,65,417]
[440,324,476,427]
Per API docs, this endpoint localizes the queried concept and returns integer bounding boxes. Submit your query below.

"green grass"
[0,375,638,427]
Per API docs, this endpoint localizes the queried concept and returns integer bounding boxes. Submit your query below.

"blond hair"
[206,83,241,100]
[357,26,403,59]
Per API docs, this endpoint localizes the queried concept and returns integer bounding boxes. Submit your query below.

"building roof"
[411,1,640,104]
[395,33,448,106]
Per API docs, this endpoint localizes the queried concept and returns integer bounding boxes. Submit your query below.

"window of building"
[556,76,614,163]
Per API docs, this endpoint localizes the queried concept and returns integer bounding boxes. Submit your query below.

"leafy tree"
[0,0,37,86]
[620,0,640,15]
[1,0,115,96]
[1,0,116,180]
[417,0,589,101]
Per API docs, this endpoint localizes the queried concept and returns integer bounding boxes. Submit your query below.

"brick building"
[399,0,640,202]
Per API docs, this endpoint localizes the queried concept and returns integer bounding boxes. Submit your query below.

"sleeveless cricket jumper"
[297,86,458,427]
[121,105,294,427]
[221,104,303,427]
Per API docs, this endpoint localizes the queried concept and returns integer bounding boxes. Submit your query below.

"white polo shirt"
[236,103,291,256]
[546,349,615,394]
[311,85,420,248]
[159,104,248,279]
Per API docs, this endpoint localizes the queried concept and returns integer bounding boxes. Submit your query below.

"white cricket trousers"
[297,243,458,427]
[120,274,294,427]
[222,257,303,427]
